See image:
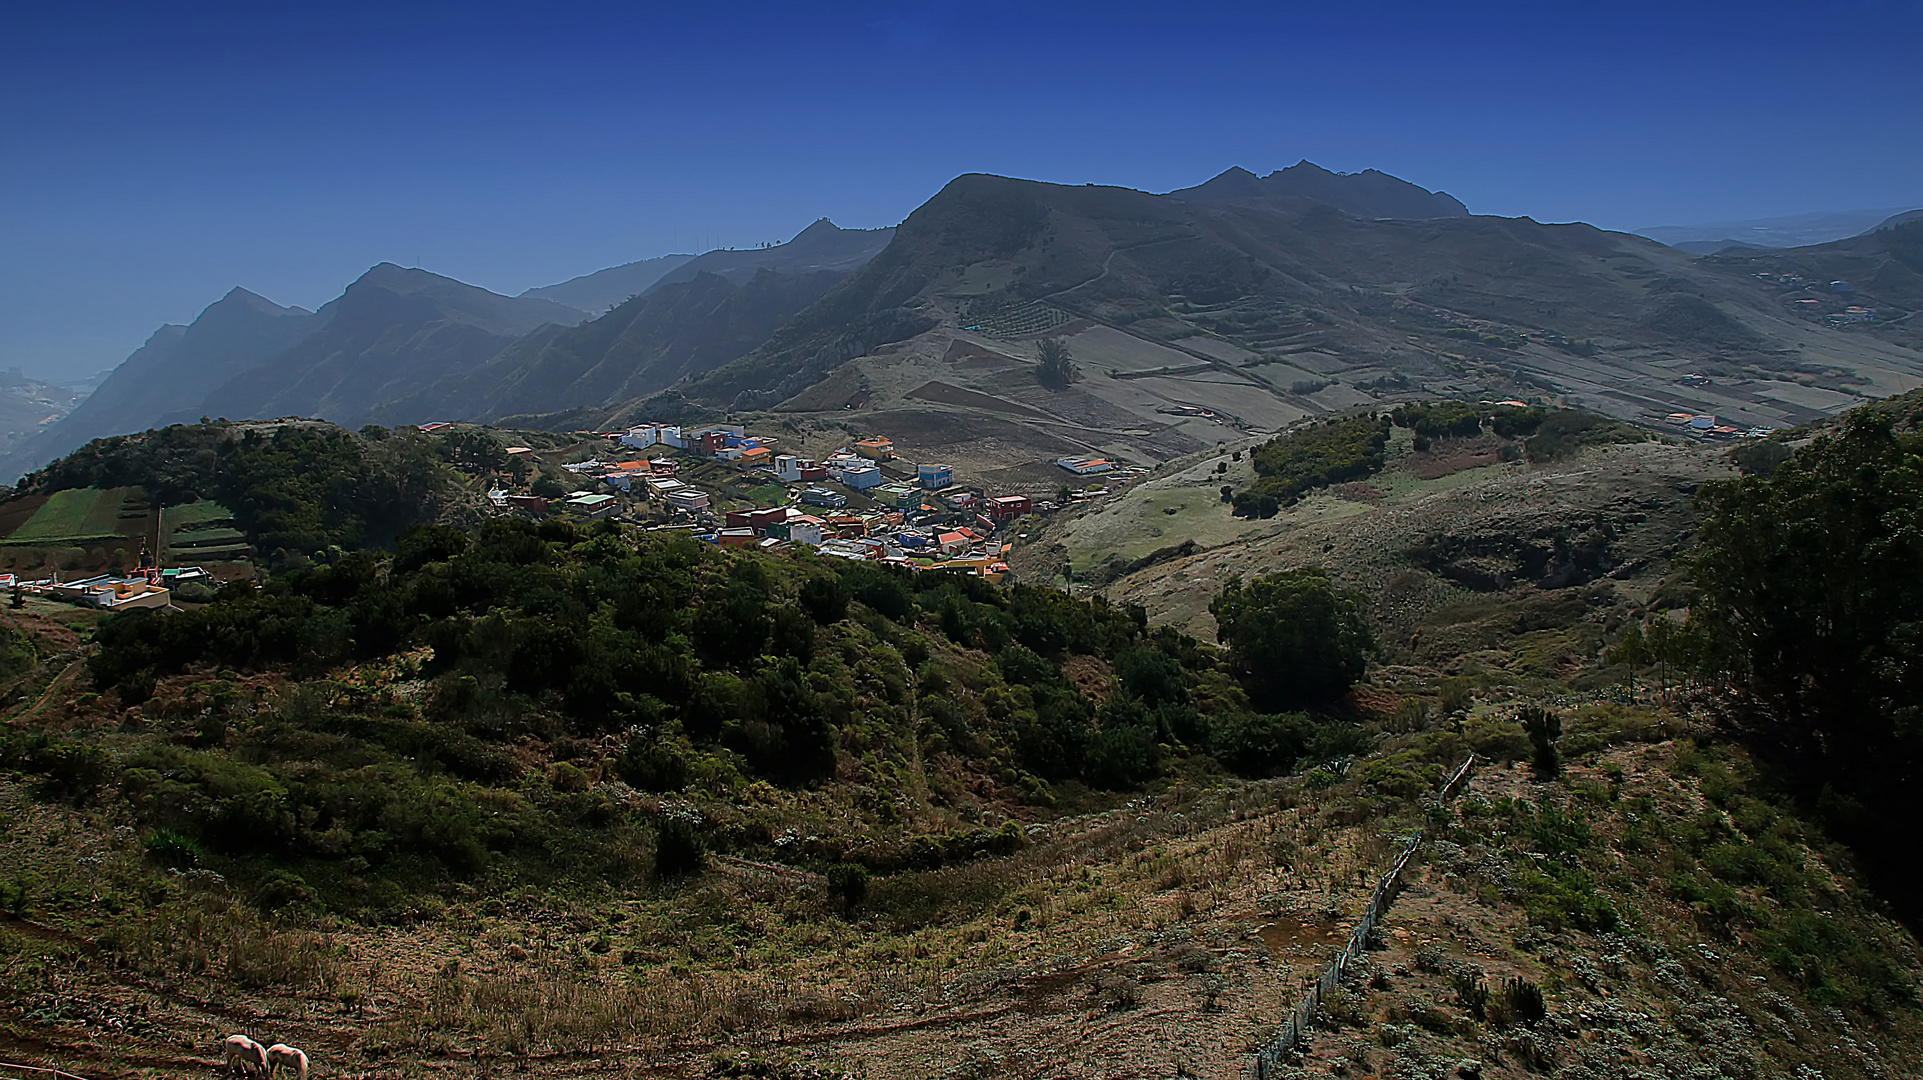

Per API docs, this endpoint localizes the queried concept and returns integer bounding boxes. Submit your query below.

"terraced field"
[158,500,249,561]
[0,487,142,545]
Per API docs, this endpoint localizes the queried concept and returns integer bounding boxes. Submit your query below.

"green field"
[160,500,249,562]
[3,487,138,544]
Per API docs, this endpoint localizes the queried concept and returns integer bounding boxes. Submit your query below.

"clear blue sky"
[3,0,1919,380]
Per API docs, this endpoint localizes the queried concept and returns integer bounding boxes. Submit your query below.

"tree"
[1036,337,1079,390]
[1690,409,1923,910]
[1518,706,1562,777]
[1209,569,1374,710]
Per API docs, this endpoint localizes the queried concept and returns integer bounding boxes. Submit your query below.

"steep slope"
[644,219,894,293]
[1169,160,1469,218]
[194,264,587,427]
[519,253,696,314]
[408,268,843,422]
[660,173,1923,476]
[1,290,315,481]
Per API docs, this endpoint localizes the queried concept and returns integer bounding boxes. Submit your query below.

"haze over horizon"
[5,0,1919,381]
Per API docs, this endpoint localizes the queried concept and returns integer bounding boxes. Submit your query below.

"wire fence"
[0,1063,94,1080]
[1245,754,1476,1079]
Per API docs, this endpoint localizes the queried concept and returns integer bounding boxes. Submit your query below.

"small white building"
[665,488,710,512]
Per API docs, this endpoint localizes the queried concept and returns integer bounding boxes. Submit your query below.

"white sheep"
[265,1043,309,1080]
[221,1034,268,1078]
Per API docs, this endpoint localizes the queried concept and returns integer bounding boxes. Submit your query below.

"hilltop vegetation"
[13,421,483,563]
[1231,415,1391,517]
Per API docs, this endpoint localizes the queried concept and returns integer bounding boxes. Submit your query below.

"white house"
[665,488,710,512]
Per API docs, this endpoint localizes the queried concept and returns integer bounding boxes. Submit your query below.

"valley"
[0,162,1919,1080]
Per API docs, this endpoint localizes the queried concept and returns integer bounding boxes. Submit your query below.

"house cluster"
[1827,306,1877,327]
[708,503,1012,579]
[484,421,1061,577]
[11,565,212,610]
[1664,413,1774,440]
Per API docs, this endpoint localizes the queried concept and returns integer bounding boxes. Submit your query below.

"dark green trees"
[1209,568,1374,709]
[1036,337,1079,390]
[1691,410,1923,906]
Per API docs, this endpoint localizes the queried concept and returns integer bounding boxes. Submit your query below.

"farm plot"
[160,500,250,561]
[2,487,142,545]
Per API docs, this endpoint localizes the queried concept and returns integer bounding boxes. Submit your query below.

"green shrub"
[826,863,870,907]
[143,828,204,868]
[654,817,706,878]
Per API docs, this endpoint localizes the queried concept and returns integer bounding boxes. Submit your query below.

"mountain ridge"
[1169,160,1469,219]
[1,288,316,482]
[191,264,590,427]
[520,253,697,314]
[400,267,846,423]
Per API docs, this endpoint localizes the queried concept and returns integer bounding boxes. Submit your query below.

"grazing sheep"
[222,1035,268,1078]
[265,1043,309,1080]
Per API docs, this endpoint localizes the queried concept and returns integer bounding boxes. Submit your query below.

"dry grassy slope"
[4,706,1919,1080]
[1018,427,1729,654]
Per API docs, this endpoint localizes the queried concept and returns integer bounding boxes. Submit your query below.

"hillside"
[639,174,1923,487]
[1699,219,1923,352]
[644,219,895,293]
[520,253,697,314]
[1168,160,1469,219]
[0,399,1919,1078]
[1,291,315,482]
[405,269,844,424]
[11,419,489,564]
[195,265,588,427]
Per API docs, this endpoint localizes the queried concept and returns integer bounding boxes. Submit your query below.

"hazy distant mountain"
[1873,209,1923,232]
[1638,206,1920,250]
[644,219,895,293]
[406,268,845,424]
[0,368,97,463]
[1,290,315,481]
[195,263,588,427]
[1168,161,1469,219]
[520,253,697,315]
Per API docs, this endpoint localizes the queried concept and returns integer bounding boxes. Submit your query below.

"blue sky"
[3,0,1920,380]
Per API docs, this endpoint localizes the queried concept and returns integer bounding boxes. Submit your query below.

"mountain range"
[518,253,696,314]
[0,220,892,480]
[651,172,1923,485]
[13,163,1922,485]
[1637,205,1923,254]
[1168,160,1469,219]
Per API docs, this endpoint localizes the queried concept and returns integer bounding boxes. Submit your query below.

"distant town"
[472,421,1153,581]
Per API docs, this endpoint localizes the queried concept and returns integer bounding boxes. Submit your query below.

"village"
[483,422,1152,582]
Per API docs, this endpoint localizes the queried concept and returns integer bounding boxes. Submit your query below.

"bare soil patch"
[1408,434,1508,479]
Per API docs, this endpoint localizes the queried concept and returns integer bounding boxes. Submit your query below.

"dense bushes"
[1230,415,1390,518]
[1691,408,1923,916]
[1389,401,1641,461]
[15,421,477,561]
[1210,568,1374,709]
